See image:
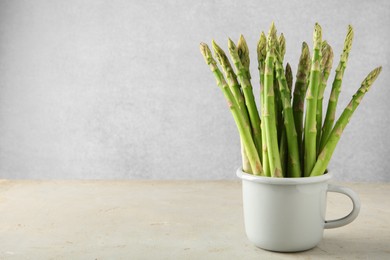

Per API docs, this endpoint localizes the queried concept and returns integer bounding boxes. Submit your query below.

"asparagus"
[304,23,322,177]
[311,67,382,176]
[228,38,263,157]
[274,34,286,143]
[212,40,252,173]
[200,23,381,179]
[279,62,292,177]
[285,62,293,176]
[263,23,283,178]
[257,32,270,176]
[275,55,302,178]
[316,41,334,154]
[200,43,263,175]
[320,25,354,151]
[292,42,311,167]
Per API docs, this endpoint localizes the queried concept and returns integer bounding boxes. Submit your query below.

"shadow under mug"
[236,168,360,252]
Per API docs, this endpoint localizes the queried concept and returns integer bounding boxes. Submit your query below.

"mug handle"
[324,184,361,229]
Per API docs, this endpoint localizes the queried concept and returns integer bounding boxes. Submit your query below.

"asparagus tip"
[211,39,221,53]
[237,34,250,69]
[285,62,293,92]
[313,23,322,46]
[267,22,278,51]
[227,37,236,51]
[302,41,309,51]
[344,25,354,52]
[257,32,267,61]
[238,34,245,43]
[300,41,311,66]
[361,66,382,92]
[268,22,277,38]
[321,40,328,48]
[199,42,214,65]
[237,34,249,54]
[199,42,208,57]
[279,33,286,60]
[321,41,334,74]
[212,39,226,65]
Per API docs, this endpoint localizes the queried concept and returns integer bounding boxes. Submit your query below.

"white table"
[0,180,389,259]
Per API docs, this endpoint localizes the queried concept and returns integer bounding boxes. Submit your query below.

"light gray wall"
[0,0,389,181]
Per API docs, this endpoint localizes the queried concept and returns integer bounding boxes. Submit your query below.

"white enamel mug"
[237,168,360,252]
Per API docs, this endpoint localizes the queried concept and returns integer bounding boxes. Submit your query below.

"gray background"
[0,0,388,181]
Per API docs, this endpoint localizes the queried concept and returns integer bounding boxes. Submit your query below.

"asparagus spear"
[212,40,252,173]
[228,38,263,157]
[274,34,285,143]
[285,62,293,177]
[316,41,334,154]
[311,67,382,176]
[200,43,263,175]
[275,55,302,178]
[304,23,322,177]
[292,42,311,168]
[279,62,292,177]
[257,32,270,176]
[263,23,283,178]
[320,25,354,152]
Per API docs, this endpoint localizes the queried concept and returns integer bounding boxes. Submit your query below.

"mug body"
[237,169,332,252]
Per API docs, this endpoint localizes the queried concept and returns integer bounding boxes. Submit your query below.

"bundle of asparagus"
[200,22,382,178]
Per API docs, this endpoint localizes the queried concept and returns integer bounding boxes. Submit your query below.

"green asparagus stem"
[279,61,289,177]
[285,62,293,177]
[274,74,282,143]
[274,34,286,144]
[212,40,252,173]
[320,25,354,152]
[275,55,302,178]
[257,32,270,176]
[304,23,322,177]
[292,42,311,170]
[311,67,382,176]
[279,129,287,176]
[275,34,286,143]
[263,23,283,178]
[200,43,263,175]
[316,41,334,155]
[228,38,263,158]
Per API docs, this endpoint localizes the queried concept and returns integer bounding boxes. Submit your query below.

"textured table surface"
[0,180,389,259]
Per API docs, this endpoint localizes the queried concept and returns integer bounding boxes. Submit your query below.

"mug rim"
[236,167,332,185]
